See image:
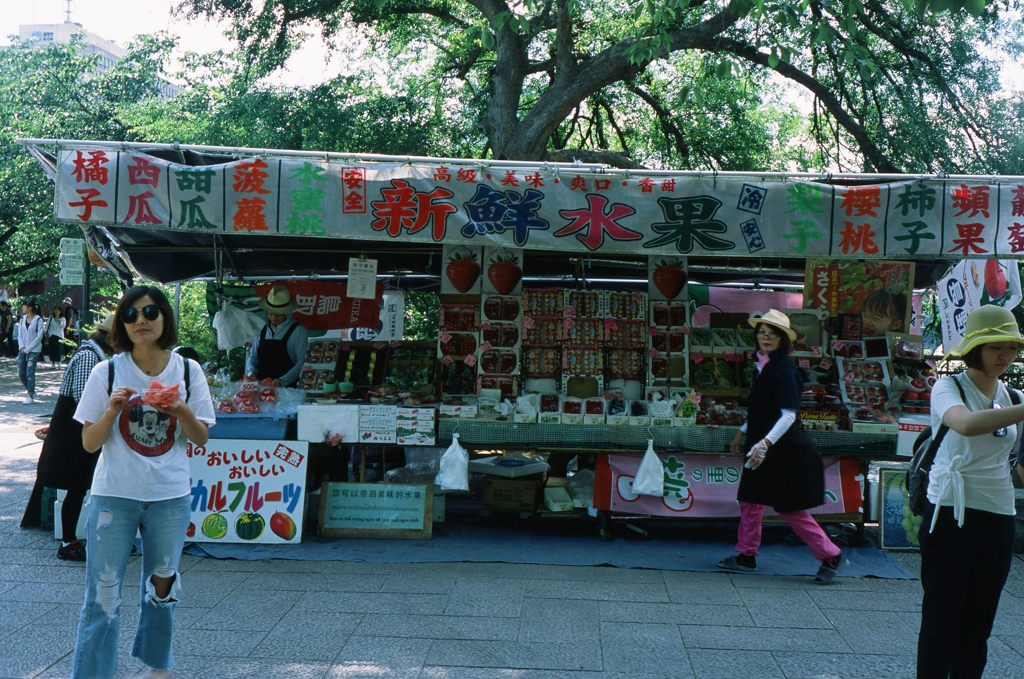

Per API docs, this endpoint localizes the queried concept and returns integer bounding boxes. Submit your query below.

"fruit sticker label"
[186,439,309,544]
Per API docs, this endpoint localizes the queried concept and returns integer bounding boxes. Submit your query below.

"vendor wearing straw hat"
[244,285,309,387]
[719,309,847,584]
[917,304,1024,679]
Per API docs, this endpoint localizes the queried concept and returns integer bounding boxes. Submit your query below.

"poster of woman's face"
[804,260,914,337]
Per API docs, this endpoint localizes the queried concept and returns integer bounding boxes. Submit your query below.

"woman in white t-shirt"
[71,287,215,679]
[917,305,1024,679]
[45,305,65,368]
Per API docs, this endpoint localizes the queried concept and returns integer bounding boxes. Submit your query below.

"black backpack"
[906,375,1019,516]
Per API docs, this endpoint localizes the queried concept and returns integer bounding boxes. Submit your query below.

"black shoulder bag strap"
[923,375,968,469]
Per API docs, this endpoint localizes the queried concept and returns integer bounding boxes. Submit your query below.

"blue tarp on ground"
[184,517,915,579]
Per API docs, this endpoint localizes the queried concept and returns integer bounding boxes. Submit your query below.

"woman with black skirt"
[718,309,847,584]
[20,315,114,560]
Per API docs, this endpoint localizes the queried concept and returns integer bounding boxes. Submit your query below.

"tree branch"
[628,85,690,164]
[0,225,18,249]
[543,148,647,169]
[715,38,899,172]
[0,254,55,280]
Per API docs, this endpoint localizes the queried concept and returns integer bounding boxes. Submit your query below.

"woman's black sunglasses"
[119,304,162,325]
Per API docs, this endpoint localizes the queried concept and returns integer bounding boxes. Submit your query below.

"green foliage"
[403,291,440,341]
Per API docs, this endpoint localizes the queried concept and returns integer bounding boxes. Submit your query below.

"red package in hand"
[142,380,180,408]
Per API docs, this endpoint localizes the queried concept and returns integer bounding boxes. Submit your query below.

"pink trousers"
[736,501,841,561]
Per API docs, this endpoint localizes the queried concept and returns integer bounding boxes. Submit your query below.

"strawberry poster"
[648,256,688,301]
[442,244,482,294]
[185,439,308,544]
[803,260,915,337]
[482,247,523,295]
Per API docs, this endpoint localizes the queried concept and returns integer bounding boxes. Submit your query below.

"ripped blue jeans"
[71,494,190,679]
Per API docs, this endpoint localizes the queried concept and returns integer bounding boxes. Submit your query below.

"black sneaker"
[814,553,849,584]
[57,540,86,561]
[717,554,757,571]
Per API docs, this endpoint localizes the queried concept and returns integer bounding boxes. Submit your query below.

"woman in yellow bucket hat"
[917,304,1024,678]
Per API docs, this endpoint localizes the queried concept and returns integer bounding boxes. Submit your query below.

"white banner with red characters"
[593,453,862,518]
[937,259,1023,351]
[51,145,1024,258]
[254,281,384,331]
[185,439,308,544]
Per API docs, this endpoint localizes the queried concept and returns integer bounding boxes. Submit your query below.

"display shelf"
[437,420,898,456]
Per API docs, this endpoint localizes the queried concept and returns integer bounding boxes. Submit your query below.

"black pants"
[917,504,1016,679]
[60,487,87,542]
[48,335,62,364]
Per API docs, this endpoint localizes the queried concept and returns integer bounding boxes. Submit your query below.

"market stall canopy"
[20,139,1022,285]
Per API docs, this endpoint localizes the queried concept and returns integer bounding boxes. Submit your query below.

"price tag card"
[604,319,618,330]
[649,325,660,336]
[632,291,646,305]
[441,356,454,365]
[522,316,535,329]
[812,346,822,357]
[479,341,493,353]
[562,317,576,330]
[479,322,491,331]
[691,392,701,404]
[564,305,577,317]
[341,344,350,352]
[832,339,845,351]
[679,327,691,335]
[692,354,704,364]
[843,372,856,382]
[347,257,378,299]
[464,354,477,367]
[389,340,402,348]
[372,342,385,350]
[439,331,452,344]
[647,347,660,358]
[819,358,833,371]
[799,358,811,369]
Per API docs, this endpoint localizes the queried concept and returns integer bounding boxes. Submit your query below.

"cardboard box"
[672,417,697,427]
[482,476,543,511]
[394,420,436,433]
[539,412,561,424]
[851,421,899,435]
[561,413,584,425]
[358,430,397,443]
[606,414,629,425]
[629,415,651,427]
[439,404,477,419]
[543,486,574,512]
[358,418,397,431]
[297,404,359,443]
[360,405,398,417]
[514,412,538,424]
[397,407,437,421]
[799,411,840,431]
[397,433,436,446]
[583,414,604,425]
[651,417,673,427]
[469,456,550,478]
[897,416,930,457]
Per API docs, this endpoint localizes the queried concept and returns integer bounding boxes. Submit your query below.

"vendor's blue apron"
[256,322,300,383]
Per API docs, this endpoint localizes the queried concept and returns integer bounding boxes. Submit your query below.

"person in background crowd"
[61,297,79,359]
[0,300,12,357]
[70,287,215,679]
[46,306,66,369]
[917,305,1024,679]
[20,315,116,560]
[18,299,44,404]
[244,285,309,387]
[720,309,848,584]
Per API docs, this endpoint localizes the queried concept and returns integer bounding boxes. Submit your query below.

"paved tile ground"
[1,355,1023,678]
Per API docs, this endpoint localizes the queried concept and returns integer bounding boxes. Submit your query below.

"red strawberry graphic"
[446,252,481,293]
[652,259,687,299]
[487,254,522,295]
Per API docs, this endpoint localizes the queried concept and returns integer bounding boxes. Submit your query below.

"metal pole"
[174,282,181,323]
[83,258,92,327]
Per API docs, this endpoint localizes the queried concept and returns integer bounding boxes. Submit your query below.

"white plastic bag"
[212,301,265,351]
[435,433,469,492]
[632,439,665,497]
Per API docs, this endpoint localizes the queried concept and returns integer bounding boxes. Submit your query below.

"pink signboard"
[594,453,861,518]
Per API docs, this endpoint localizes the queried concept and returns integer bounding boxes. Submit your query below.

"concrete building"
[18,22,180,99]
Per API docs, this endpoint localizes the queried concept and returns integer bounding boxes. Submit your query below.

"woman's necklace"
[136,350,169,376]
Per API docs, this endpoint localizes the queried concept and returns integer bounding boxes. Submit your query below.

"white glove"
[744,438,769,470]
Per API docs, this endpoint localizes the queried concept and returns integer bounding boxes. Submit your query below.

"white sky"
[0,0,347,86]
[2,0,1020,91]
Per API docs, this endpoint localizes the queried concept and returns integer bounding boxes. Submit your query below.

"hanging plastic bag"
[632,439,665,497]
[435,433,470,492]
[212,300,264,351]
